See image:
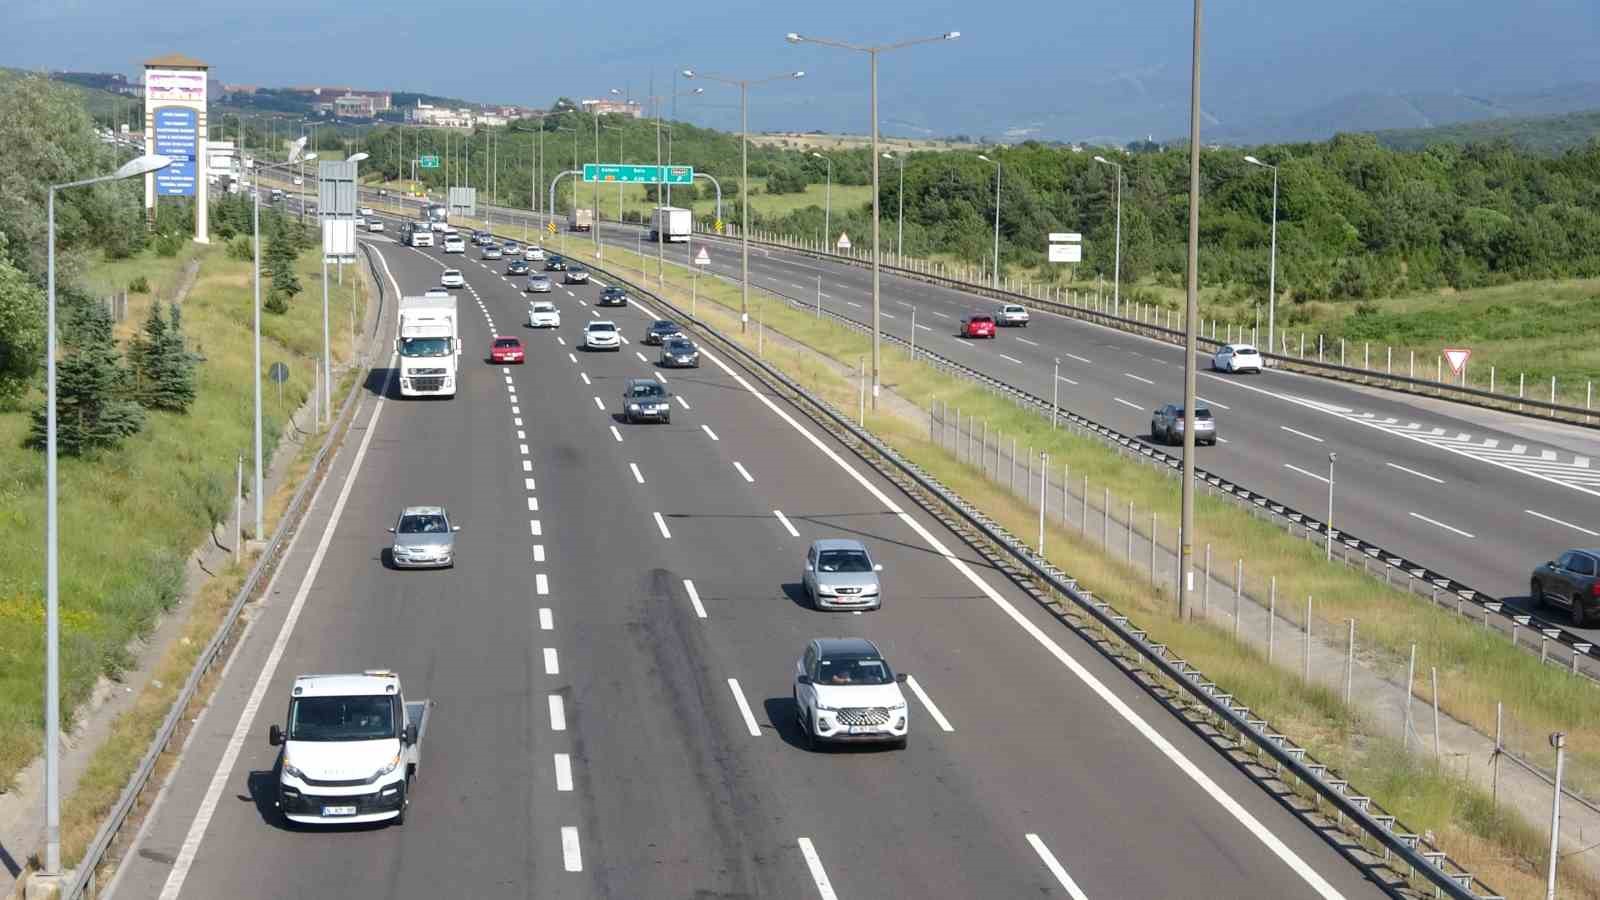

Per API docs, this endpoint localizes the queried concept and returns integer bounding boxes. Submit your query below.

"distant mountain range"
[1374,108,1600,155]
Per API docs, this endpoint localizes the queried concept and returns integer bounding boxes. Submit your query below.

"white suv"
[583,320,621,351]
[793,638,908,750]
[997,303,1030,327]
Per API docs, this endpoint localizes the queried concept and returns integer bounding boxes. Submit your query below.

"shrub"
[127,275,150,294]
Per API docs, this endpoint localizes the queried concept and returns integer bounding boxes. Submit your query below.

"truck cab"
[267,670,428,826]
[397,295,459,397]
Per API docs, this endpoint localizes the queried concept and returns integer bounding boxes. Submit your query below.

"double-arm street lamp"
[977,152,1001,289]
[42,152,173,876]
[682,68,806,333]
[1243,155,1279,356]
[1092,155,1123,317]
[786,29,959,406]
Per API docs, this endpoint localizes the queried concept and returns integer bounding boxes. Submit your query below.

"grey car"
[621,378,671,423]
[387,506,460,569]
[1151,403,1217,446]
[1531,549,1600,626]
[525,274,553,293]
[659,337,700,368]
[801,538,883,610]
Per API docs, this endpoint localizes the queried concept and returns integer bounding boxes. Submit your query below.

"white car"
[583,320,621,351]
[442,235,465,254]
[1213,343,1263,374]
[524,246,546,262]
[502,241,522,257]
[440,269,465,289]
[793,637,908,750]
[527,300,561,328]
[359,206,374,217]
[997,303,1030,327]
[366,218,385,233]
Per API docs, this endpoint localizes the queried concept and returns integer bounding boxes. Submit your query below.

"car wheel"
[1574,596,1588,629]
[801,709,817,751]
[1531,578,1545,608]
[663,413,671,425]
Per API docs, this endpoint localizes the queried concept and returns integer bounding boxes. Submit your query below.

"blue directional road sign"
[153,107,198,197]
[582,163,693,184]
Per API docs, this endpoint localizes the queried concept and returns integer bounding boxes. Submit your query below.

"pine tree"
[264,223,301,305]
[31,302,145,454]
[150,301,196,412]
[129,300,167,401]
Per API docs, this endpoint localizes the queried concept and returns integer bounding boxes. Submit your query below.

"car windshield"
[398,513,449,533]
[444,270,461,277]
[532,302,554,312]
[653,321,678,332]
[1004,306,1024,313]
[399,337,451,357]
[666,340,694,352]
[589,323,616,333]
[494,339,519,348]
[970,316,993,324]
[815,655,894,686]
[531,275,549,282]
[287,695,396,741]
[817,549,872,572]
[570,267,587,274]
[1173,408,1214,420]
[629,383,666,398]
[1233,346,1259,355]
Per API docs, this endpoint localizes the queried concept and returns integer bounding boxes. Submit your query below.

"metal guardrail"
[62,241,387,899]
[565,245,1500,900]
[709,229,1598,430]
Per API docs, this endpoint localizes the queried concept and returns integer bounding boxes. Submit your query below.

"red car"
[960,314,997,339]
[489,336,525,364]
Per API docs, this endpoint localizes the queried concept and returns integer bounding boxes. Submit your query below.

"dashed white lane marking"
[1056,374,1079,386]
[1283,463,1330,484]
[539,608,554,630]
[1064,352,1092,364]
[543,647,560,675]
[556,336,566,346]
[733,461,755,483]
[532,544,545,562]
[726,678,762,737]
[535,573,549,594]
[554,753,573,792]
[519,443,529,455]
[527,496,540,512]
[654,371,668,384]
[609,425,623,443]
[512,405,520,415]
[797,838,838,900]
[930,310,950,319]
[580,372,591,385]
[524,477,536,490]
[501,366,510,375]
[1408,511,1475,539]
[683,579,707,618]
[630,463,645,484]
[999,353,1024,365]
[675,395,691,410]
[561,826,582,872]
[1015,336,1039,346]
[620,334,630,345]
[522,460,533,472]
[845,300,862,308]
[773,510,801,537]
[636,351,649,363]
[1194,395,1229,410]
[915,323,934,331]
[1279,425,1324,443]
[548,695,567,731]
[702,424,720,441]
[1113,398,1143,411]
[514,417,524,427]
[904,675,954,731]
[530,520,542,536]
[1026,834,1090,900]
[1124,372,1154,385]
[882,312,897,319]
[568,353,578,364]
[593,396,605,411]
[1386,462,1444,484]
[653,512,672,539]
[1526,509,1600,537]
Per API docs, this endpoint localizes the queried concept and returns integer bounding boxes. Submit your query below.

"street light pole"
[787,29,959,406]
[1245,155,1279,356]
[42,153,172,877]
[1093,155,1123,318]
[812,152,832,245]
[1327,451,1337,561]
[1178,0,1203,621]
[978,153,1000,288]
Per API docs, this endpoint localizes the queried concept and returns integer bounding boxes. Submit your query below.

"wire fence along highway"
[561,237,1501,900]
[703,225,1599,430]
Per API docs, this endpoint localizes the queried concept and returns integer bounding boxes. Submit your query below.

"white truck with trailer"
[396,294,459,397]
[648,206,692,243]
[267,670,429,826]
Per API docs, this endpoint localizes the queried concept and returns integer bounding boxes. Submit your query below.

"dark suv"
[1531,550,1600,626]
[620,379,671,424]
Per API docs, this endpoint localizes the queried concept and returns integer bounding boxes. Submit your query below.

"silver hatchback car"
[387,506,460,569]
[801,539,883,610]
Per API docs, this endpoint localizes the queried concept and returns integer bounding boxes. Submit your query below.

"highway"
[109,217,1388,899]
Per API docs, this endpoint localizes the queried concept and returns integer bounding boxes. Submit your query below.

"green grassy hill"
[1375,108,1600,155]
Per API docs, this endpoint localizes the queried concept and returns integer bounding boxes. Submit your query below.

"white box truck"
[267,669,429,826]
[396,294,459,397]
[649,206,691,243]
[570,207,595,232]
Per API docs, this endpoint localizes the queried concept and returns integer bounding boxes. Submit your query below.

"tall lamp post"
[977,153,1001,289]
[42,153,173,877]
[682,67,807,333]
[812,151,833,245]
[882,151,904,262]
[1092,155,1123,318]
[664,86,703,210]
[1178,0,1203,621]
[1244,155,1279,357]
[786,29,960,405]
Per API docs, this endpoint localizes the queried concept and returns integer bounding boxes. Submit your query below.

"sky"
[7,0,1600,142]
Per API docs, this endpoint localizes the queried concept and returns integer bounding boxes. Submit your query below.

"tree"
[263,221,301,307]
[0,236,45,406]
[151,301,197,412]
[30,301,144,454]
[128,300,168,400]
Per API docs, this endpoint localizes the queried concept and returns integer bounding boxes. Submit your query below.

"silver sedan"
[388,506,460,569]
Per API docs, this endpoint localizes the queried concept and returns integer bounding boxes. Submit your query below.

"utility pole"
[1177,0,1203,621]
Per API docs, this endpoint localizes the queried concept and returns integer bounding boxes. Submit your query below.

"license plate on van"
[322,805,357,816]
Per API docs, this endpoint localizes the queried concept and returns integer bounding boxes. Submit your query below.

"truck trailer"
[649,206,691,243]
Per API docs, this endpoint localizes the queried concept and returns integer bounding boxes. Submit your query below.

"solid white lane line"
[580,372,591,385]
[1015,336,1039,346]
[1194,395,1229,410]
[609,425,623,443]
[904,675,954,732]
[561,826,582,872]
[999,353,1024,365]
[1113,398,1143,411]
[1280,425,1324,443]
[1065,352,1092,364]
[1386,462,1444,484]
[1026,834,1090,900]
[702,424,720,441]
[1408,511,1476,539]
[727,679,762,736]
[593,396,605,410]
[797,838,839,900]
[653,511,672,539]
[539,608,554,630]
[630,462,645,484]
[773,510,801,537]
[1526,509,1600,536]
[1124,372,1154,385]
[553,753,573,791]
[532,543,545,562]
[543,648,560,675]
[675,395,691,410]
[683,579,707,618]
[1283,463,1330,484]
[536,573,549,595]
[548,695,567,731]
[530,520,542,536]
[733,461,755,483]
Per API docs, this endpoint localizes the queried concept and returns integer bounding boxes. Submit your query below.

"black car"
[506,258,530,276]
[471,230,491,245]
[620,378,671,424]
[597,286,627,307]
[659,337,700,368]
[564,266,590,284]
[1532,549,1600,626]
[545,255,567,272]
[642,319,682,346]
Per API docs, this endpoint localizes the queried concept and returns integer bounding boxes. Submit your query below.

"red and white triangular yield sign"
[1443,347,1471,375]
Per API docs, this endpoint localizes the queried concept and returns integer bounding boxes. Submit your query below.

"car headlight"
[372,751,402,781]
[887,701,907,711]
[628,403,640,410]
[282,759,306,781]
[815,584,837,595]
